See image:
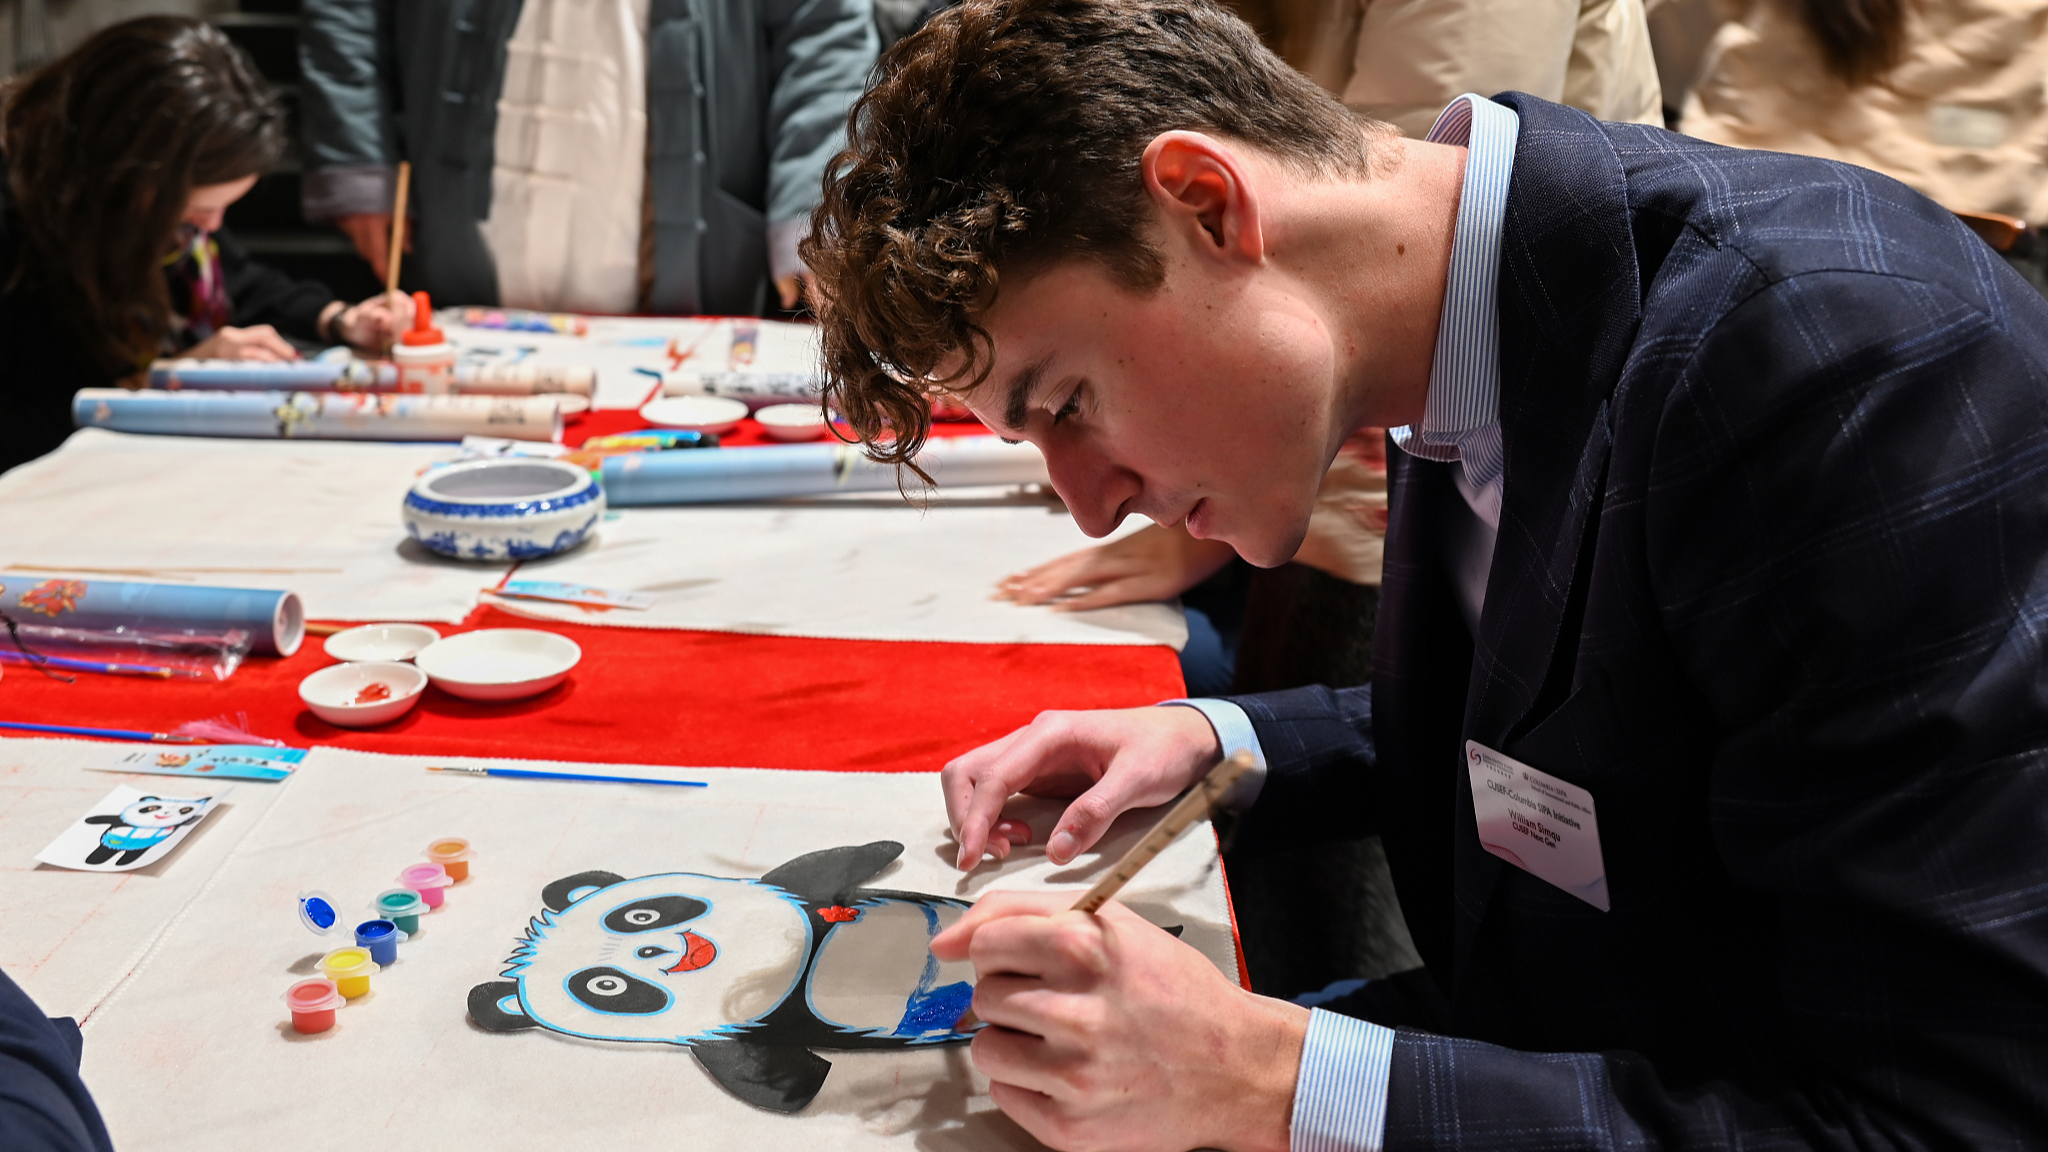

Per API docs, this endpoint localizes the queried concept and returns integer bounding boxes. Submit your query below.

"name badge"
[1466,741,1609,911]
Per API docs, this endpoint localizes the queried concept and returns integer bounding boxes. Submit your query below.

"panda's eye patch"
[635,945,674,960]
[568,966,669,1014]
[603,895,707,933]
[138,805,159,814]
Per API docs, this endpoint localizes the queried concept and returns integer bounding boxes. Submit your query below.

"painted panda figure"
[80,795,211,866]
[467,841,980,1113]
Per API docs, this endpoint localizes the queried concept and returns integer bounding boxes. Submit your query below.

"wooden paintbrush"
[954,748,1256,1029]
[384,160,412,352]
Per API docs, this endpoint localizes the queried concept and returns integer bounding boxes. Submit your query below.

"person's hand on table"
[997,524,1237,611]
[943,705,1222,870]
[933,890,1306,1152]
[335,212,409,282]
[184,324,298,361]
[321,291,416,352]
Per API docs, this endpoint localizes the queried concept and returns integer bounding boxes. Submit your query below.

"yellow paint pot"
[319,947,375,999]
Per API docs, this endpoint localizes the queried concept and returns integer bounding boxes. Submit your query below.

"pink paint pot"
[398,862,453,908]
[284,978,345,1034]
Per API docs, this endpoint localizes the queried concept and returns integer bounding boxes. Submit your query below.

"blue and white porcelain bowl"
[403,458,603,561]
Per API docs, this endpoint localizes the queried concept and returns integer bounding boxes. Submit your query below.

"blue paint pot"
[354,919,400,966]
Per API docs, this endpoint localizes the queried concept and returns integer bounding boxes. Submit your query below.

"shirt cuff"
[1157,699,1266,809]
[767,217,810,285]
[1291,1009,1396,1152]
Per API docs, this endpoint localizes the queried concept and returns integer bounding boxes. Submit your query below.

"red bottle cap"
[401,290,446,346]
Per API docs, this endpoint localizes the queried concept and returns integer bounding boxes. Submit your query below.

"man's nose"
[1042,445,1138,538]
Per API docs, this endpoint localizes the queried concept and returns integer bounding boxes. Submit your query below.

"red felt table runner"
[1,606,1183,771]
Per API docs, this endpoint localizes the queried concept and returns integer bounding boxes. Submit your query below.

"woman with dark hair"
[0,15,409,473]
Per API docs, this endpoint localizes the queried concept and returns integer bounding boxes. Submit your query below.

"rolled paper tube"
[2,577,303,656]
[424,837,475,881]
[354,920,400,966]
[148,360,593,396]
[73,389,563,444]
[318,947,375,999]
[601,435,1049,506]
[664,370,820,411]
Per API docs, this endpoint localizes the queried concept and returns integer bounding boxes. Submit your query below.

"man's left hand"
[933,890,1306,1152]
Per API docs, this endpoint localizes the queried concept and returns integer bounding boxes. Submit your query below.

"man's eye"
[1052,388,1082,424]
[636,945,674,960]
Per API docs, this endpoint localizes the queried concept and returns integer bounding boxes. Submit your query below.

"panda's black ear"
[541,870,626,912]
[467,981,540,1032]
[760,842,902,904]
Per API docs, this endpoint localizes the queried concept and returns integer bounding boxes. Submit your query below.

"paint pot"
[424,837,475,881]
[398,862,453,909]
[374,888,427,934]
[284,978,345,1035]
[354,919,400,966]
[296,890,345,936]
[319,947,376,999]
[394,291,455,393]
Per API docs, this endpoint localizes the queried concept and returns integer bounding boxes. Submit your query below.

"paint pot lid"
[374,887,427,915]
[425,837,474,863]
[319,947,375,978]
[297,891,344,935]
[283,978,345,1013]
[398,862,452,889]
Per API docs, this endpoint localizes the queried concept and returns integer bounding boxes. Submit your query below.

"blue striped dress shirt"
[1165,93,1520,1152]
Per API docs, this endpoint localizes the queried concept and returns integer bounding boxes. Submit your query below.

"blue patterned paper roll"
[73,389,562,443]
[2,577,304,656]
[600,436,1048,506]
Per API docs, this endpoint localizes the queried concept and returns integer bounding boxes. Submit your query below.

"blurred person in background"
[297,0,877,317]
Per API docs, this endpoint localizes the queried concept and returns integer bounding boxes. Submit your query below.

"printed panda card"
[35,784,218,871]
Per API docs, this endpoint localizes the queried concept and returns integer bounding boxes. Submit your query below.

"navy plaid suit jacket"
[1230,94,2048,1148]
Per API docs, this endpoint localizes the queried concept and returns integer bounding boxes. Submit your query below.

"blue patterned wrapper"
[1,577,304,656]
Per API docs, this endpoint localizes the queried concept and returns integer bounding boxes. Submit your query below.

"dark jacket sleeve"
[1386,268,2048,1148]
[217,228,337,343]
[297,0,400,220]
[1226,682,1380,850]
[0,969,114,1152]
[762,0,878,274]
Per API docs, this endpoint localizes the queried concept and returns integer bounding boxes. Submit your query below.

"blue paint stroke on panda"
[466,841,978,1114]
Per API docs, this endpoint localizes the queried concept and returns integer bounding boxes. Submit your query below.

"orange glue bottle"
[393,291,455,394]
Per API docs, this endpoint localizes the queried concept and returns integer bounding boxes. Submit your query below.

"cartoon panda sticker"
[467,841,980,1113]
[34,785,217,873]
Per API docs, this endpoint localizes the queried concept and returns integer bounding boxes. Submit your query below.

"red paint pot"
[285,978,344,1035]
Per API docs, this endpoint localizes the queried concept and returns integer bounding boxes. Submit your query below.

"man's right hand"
[942,705,1223,871]
[335,213,407,282]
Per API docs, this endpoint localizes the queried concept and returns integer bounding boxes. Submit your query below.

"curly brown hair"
[800,0,1383,473]
[3,16,285,375]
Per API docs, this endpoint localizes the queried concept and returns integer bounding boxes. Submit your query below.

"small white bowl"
[753,403,830,441]
[640,395,748,435]
[323,623,442,663]
[299,661,428,727]
[414,628,581,701]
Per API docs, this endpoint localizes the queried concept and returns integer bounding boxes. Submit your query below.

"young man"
[802,2,2048,1150]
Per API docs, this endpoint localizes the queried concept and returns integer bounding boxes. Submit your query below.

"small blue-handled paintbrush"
[427,765,706,788]
[0,721,205,743]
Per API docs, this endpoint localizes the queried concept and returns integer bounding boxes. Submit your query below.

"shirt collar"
[1389,94,1519,464]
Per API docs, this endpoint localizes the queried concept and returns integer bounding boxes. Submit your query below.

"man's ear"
[1140,131,1264,263]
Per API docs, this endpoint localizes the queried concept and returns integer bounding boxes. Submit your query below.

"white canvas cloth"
[72,746,1236,1150]
[481,0,651,313]
[0,429,499,624]
[0,738,291,1020]
[491,491,1190,648]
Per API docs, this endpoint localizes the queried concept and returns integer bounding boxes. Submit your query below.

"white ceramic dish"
[323,622,442,663]
[753,403,829,441]
[639,395,748,435]
[299,661,428,727]
[414,628,581,701]
[402,457,604,562]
